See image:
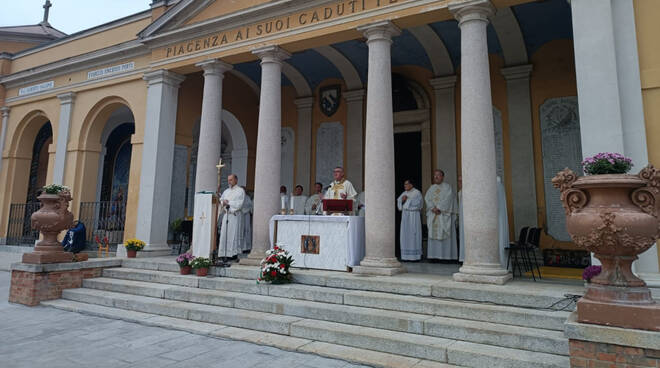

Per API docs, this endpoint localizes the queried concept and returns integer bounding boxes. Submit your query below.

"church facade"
[1,0,659,278]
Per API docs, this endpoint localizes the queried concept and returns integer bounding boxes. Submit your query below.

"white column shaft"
[451,0,510,284]
[345,89,365,192]
[53,92,75,185]
[245,46,290,264]
[294,97,313,191]
[195,60,232,193]
[0,107,9,179]
[136,70,184,252]
[502,65,538,232]
[353,21,403,275]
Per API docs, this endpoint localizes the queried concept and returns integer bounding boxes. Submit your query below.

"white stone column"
[450,0,511,285]
[136,70,185,255]
[52,92,75,185]
[571,0,658,274]
[353,21,404,276]
[294,96,313,191]
[501,64,538,233]
[194,59,232,192]
[243,46,290,265]
[0,107,9,179]
[344,89,365,192]
[429,76,458,191]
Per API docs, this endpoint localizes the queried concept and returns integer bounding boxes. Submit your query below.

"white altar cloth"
[269,215,365,271]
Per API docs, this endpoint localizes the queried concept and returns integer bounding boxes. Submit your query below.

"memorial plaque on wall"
[315,122,344,188]
[493,107,505,181]
[540,97,581,242]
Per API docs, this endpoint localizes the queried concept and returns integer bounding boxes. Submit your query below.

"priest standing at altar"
[305,182,324,215]
[326,167,358,200]
[397,180,423,261]
[218,174,245,259]
[425,170,458,260]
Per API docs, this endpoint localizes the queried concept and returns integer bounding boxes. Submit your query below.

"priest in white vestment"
[305,182,324,215]
[325,167,358,213]
[425,170,458,260]
[397,180,423,261]
[290,185,308,215]
[241,189,253,253]
[218,174,245,259]
[357,192,366,217]
[280,185,289,213]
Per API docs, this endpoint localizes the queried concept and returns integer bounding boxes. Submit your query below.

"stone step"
[52,290,568,367]
[101,268,569,331]
[82,277,568,355]
[40,299,462,368]
[119,259,582,310]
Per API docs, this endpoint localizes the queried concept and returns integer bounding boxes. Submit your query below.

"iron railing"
[6,202,41,245]
[78,201,126,245]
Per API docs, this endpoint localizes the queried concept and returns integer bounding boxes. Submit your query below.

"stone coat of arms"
[320,85,341,117]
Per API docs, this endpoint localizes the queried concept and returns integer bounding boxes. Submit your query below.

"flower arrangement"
[124,238,146,251]
[190,256,211,269]
[42,184,70,195]
[257,245,294,284]
[582,265,602,283]
[176,253,194,267]
[582,153,633,175]
[95,234,110,257]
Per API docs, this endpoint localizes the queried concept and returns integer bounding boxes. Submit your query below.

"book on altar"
[192,192,219,258]
[322,199,353,215]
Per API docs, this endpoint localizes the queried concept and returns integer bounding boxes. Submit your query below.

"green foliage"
[42,184,70,194]
[190,257,212,269]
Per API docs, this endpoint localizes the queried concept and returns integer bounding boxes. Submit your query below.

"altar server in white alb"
[397,180,423,261]
[357,191,366,217]
[326,166,358,199]
[241,188,253,253]
[290,185,307,215]
[425,170,458,260]
[305,182,324,215]
[218,174,245,259]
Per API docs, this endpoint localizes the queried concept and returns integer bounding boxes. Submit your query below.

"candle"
[281,195,286,210]
[290,196,294,212]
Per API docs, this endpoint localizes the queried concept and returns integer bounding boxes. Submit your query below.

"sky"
[1,0,150,35]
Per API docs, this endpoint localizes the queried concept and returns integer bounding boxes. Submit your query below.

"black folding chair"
[524,227,543,280]
[506,226,529,278]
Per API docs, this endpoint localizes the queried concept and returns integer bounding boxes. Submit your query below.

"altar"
[269,215,365,271]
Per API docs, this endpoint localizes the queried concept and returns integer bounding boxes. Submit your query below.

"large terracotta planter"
[23,191,75,264]
[553,167,660,331]
[195,267,209,277]
[179,266,191,275]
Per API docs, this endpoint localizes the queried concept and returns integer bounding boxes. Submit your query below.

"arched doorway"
[77,102,135,247]
[392,73,432,259]
[6,120,52,245]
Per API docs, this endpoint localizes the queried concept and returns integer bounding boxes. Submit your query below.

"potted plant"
[190,256,211,276]
[552,154,660,318]
[170,218,183,241]
[257,245,294,284]
[176,253,194,275]
[124,238,145,258]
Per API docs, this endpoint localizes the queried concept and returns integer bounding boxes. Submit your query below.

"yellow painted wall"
[634,0,660,266]
[0,40,40,54]
[10,16,151,74]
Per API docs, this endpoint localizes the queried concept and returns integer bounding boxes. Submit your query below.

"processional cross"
[216,158,225,194]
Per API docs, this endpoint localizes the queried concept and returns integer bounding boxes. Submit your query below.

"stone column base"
[453,264,512,285]
[565,312,660,367]
[139,244,172,257]
[239,257,263,266]
[353,257,405,276]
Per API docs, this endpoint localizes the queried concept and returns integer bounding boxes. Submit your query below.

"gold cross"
[199,211,207,225]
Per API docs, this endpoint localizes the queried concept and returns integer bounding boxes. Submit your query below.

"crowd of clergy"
[217,166,508,264]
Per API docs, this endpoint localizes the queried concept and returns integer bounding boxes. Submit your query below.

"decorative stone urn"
[553,166,660,331]
[22,190,75,264]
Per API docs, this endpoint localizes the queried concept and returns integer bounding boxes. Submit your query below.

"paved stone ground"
[0,271,370,368]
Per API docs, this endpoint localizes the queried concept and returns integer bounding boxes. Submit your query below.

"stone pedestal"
[244,46,290,266]
[353,21,404,276]
[450,0,511,285]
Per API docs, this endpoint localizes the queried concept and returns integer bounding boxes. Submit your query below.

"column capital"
[357,20,401,43]
[143,69,185,87]
[57,92,76,104]
[344,89,365,102]
[500,64,533,81]
[294,96,314,109]
[195,59,233,76]
[0,106,9,118]
[449,0,495,25]
[252,45,290,65]
[429,75,457,91]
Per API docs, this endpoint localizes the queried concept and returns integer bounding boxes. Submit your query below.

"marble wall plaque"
[493,107,504,181]
[315,122,344,188]
[540,96,581,242]
[169,144,188,227]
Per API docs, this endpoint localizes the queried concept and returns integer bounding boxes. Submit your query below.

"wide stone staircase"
[41,258,579,368]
